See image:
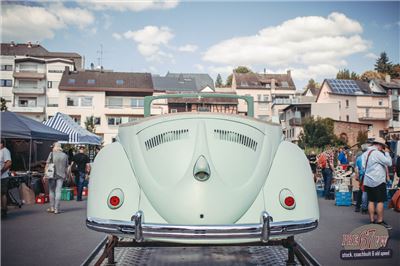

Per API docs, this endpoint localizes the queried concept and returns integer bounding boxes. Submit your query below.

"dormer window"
[68,78,75,84]
[265,83,271,88]
[87,79,95,84]
[240,81,248,87]
[281,81,289,88]
[116,79,124,85]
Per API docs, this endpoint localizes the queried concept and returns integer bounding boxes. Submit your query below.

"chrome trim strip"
[86,211,318,242]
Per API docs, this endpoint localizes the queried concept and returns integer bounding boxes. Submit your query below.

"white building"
[0,42,82,121]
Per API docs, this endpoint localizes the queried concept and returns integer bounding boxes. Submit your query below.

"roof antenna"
[97,44,103,69]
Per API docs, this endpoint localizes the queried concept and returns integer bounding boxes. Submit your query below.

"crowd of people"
[44,143,91,214]
[1,139,94,218]
[308,137,397,230]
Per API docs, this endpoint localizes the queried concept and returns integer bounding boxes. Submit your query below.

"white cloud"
[121,26,175,62]
[203,12,369,85]
[365,52,379,60]
[112,33,122,40]
[194,64,205,72]
[1,3,94,42]
[79,0,179,12]
[207,65,234,76]
[178,44,198,52]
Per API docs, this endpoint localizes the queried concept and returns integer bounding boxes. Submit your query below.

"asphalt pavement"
[1,196,399,266]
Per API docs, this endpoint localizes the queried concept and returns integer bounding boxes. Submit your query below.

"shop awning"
[44,112,102,145]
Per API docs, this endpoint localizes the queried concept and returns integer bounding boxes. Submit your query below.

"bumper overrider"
[87,211,318,243]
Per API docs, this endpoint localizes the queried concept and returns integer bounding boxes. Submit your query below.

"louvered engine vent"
[214,129,258,151]
[145,129,189,150]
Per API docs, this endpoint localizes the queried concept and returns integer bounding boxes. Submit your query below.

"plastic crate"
[82,187,88,197]
[61,188,74,201]
[316,189,325,198]
[335,192,352,206]
[35,193,49,204]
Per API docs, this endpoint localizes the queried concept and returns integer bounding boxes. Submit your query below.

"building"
[232,70,297,121]
[58,69,158,144]
[0,42,82,121]
[316,79,391,139]
[282,103,340,142]
[165,72,215,92]
[369,76,400,132]
[153,74,236,114]
[282,102,369,146]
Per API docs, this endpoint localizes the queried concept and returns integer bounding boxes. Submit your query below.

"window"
[240,81,248,87]
[67,96,93,107]
[47,97,58,107]
[108,117,122,126]
[94,117,101,125]
[265,83,271,89]
[71,116,81,125]
[346,99,349,108]
[68,79,75,84]
[1,79,12,87]
[19,98,37,107]
[258,103,268,110]
[116,79,124,85]
[107,97,123,107]
[346,115,349,122]
[131,97,144,108]
[281,81,289,88]
[87,79,95,85]
[47,81,52,88]
[19,63,37,72]
[67,97,79,107]
[378,100,383,106]
[81,97,93,107]
[257,94,262,101]
[338,101,341,109]
[1,65,12,71]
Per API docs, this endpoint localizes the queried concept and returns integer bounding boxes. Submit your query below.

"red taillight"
[110,196,120,207]
[284,196,295,207]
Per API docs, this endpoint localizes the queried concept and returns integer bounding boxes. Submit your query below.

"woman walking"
[44,142,68,214]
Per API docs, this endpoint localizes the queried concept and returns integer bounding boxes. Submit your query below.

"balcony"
[272,98,299,105]
[13,71,46,79]
[104,104,144,115]
[288,117,304,126]
[12,86,45,95]
[8,106,44,113]
[358,109,391,121]
[392,98,400,111]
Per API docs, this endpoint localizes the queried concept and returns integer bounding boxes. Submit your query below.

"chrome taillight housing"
[279,189,296,210]
[107,188,124,209]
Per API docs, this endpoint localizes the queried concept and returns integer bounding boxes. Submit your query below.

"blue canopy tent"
[1,111,69,171]
[43,112,102,145]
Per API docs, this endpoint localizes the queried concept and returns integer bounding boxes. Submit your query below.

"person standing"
[338,147,349,170]
[317,145,335,199]
[354,146,369,214]
[45,142,68,214]
[71,146,90,201]
[363,137,392,229]
[307,151,317,182]
[1,139,12,218]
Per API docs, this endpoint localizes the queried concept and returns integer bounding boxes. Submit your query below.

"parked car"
[87,94,319,244]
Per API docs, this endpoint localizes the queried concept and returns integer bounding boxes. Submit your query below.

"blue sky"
[1,1,399,89]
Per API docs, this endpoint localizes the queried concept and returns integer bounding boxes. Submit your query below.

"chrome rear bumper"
[86,211,318,243]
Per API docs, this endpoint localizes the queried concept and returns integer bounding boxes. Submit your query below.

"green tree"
[374,52,393,74]
[85,115,96,133]
[360,70,385,81]
[356,130,368,147]
[336,69,359,80]
[226,66,253,86]
[0,97,7,111]
[298,117,342,149]
[215,74,223,87]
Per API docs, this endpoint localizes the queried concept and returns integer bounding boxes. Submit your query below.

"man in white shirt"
[1,139,12,217]
[362,137,392,229]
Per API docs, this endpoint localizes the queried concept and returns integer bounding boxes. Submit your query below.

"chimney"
[90,63,94,70]
[287,69,291,77]
[10,41,15,47]
[385,74,391,83]
[264,68,266,74]
[65,66,70,74]
[27,41,32,48]
[271,78,276,91]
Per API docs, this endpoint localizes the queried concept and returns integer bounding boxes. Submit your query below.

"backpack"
[389,189,400,212]
[318,153,327,169]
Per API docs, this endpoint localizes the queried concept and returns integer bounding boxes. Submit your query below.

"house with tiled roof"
[165,72,215,92]
[57,69,159,144]
[316,79,391,139]
[232,70,297,121]
[1,42,83,121]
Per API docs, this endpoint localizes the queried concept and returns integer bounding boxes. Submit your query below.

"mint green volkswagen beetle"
[87,94,319,244]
